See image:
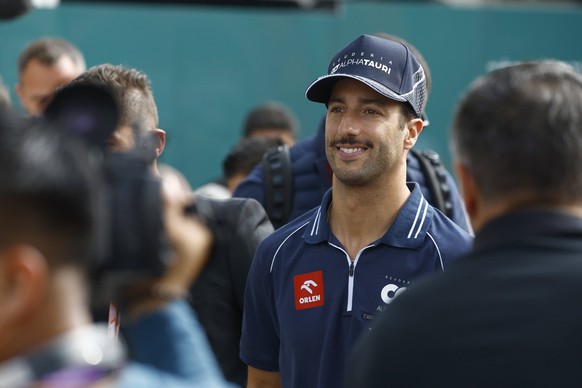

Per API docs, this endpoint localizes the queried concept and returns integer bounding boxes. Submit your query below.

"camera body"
[43,84,168,310]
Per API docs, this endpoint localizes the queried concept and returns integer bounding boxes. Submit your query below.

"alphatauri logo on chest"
[294,271,324,310]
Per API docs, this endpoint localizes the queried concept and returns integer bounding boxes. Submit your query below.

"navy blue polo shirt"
[240,184,473,388]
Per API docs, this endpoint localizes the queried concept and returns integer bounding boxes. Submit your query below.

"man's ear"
[152,128,166,159]
[455,162,480,227]
[404,118,423,150]
[14,83,24,101]
[0,246,47,325]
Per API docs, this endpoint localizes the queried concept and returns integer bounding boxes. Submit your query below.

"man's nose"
[336,113,361,137]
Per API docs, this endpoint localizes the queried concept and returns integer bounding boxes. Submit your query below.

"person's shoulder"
[196,194,260,209]
[195,195,264,217]
[193,182,231,200]
[194,195,273,234]
[257,206,316,247]
[232,160,266,200]
[292,134,316,151]
[398,183,471,247]
[249,208,316,275]
[429,209,473,240]
[426,208,474,259]
[289,134,318,163]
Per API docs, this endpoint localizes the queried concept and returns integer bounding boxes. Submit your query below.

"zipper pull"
[349,261,354,277]
[362,313,375,321]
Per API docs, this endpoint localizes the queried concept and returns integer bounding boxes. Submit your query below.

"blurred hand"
[124,172,212,319]
[155,172,213,295]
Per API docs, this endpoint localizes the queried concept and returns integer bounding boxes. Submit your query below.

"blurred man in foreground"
[346,60,582,387]
[0,105,234,387]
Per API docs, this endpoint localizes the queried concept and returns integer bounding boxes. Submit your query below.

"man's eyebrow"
[328,95,390,108]
[328,96,345,105]
[359,97,388,107]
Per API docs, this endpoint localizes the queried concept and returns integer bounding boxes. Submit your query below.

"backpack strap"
[263,144,294,229]
[410,149,453,218]
[262,145,453,227]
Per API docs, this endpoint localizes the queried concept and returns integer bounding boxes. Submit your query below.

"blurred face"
[16,56,84,116]
[325,79,410,187]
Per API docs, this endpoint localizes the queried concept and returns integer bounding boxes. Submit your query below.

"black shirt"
[345,210,582,388]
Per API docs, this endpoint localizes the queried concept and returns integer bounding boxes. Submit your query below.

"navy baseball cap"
[305,34,427,120]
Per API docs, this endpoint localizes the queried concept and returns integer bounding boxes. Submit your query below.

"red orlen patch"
[294,271,324,310]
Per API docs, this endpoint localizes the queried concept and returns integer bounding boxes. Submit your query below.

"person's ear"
[455,162,480,228]
[152,128,166,159]
[403,118,423,151]
[14,83,26,106]
[0,246,48,325]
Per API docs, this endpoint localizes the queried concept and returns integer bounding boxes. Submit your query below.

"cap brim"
[305,73,427,122]
[305,73,406,104]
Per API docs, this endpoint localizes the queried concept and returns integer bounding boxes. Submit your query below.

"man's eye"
[364,109,379,115]
[329,106,344,113]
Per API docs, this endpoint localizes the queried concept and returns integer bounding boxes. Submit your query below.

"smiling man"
[240,34,473,388]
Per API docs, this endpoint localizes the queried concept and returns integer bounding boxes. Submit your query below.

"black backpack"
[263,145,453,229]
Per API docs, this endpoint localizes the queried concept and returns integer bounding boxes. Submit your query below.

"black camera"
[43,84,168,311]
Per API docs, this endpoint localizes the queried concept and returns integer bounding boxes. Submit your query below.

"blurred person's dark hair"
[451,60,582,206]
[66,63,158,132]
[61,64,163,162]
[18,37,86,78]
[16,37,86,116]
[242,101,299,145]
[223,136,284,192]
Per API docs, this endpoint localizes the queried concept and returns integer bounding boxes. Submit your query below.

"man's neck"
[329,177,411,260]
[1,267,92,363]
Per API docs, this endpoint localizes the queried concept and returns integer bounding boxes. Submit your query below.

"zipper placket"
[329,242,376,312]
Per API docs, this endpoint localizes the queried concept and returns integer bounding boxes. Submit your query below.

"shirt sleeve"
[121,300,232,385]
[239,240,281,372]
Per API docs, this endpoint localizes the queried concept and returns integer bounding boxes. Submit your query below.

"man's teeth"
[340,147,364,154]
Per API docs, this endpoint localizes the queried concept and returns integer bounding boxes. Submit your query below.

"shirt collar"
[304,183,433,249]
[475,209,582,252]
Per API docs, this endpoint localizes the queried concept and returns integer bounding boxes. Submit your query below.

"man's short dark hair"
[66,64,159,131]
[223,137,284,180]
[451,60,582,205]
[242,101,299,139]
[18,37,86,76]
